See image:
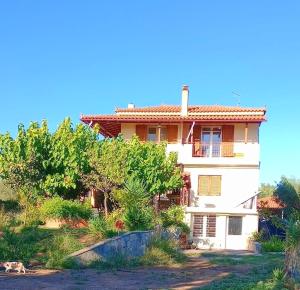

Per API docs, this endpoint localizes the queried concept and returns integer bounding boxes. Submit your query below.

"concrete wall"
[69,231,154,266]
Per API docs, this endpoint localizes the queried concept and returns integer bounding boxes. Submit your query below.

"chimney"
[181,85,189,116]
[128,103,135,109]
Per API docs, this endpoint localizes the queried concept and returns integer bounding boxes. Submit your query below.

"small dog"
[0,262,27,274]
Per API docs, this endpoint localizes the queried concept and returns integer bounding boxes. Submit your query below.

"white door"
[225,216,246,250]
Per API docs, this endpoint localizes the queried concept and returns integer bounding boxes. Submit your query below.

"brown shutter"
[135,125,147,141]
[198,175,209,195]
[210,176,221,196]
[193,125,202,157]
[182,123,190,143]
[167,125,178,143]
[222,125,234,157]
[193,214,204,237]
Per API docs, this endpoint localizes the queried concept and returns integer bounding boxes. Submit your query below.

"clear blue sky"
[0,1,299,184]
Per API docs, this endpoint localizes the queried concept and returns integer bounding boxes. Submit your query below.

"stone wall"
[69,231,154,266]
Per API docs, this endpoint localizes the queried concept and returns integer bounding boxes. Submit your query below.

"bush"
[46,234,82,269]
[261,236,285,252]
[116,177,155,231]
[88,215,117,239]
[40,196,92,221]
[124,206,155,231]
[160,205,190,234]
[140,235,187,266]
[0,226,45,265]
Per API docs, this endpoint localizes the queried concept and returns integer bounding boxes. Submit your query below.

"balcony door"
[201,127,221,157]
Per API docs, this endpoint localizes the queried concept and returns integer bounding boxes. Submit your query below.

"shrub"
[88,215,117,239]
[116,177,155,231]
[261,236,285,252]
[46,234,82,269]
[0,199,20,212]
[140,235,187,266]
[0,226,44,265]
[124,206,155,231]
[272,267,285,281]
[40,196,92,221]
[160,205,190,234]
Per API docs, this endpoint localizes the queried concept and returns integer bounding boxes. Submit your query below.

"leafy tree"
[127,137,183,197]
[0,118,98,200]
[81,137,128,215]
[274,177,300,212]
[44,118,98,199]
[0,121,50,200]
[259,182,276,198]
[274,177,300,281]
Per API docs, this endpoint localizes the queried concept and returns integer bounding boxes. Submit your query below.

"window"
[147,126,168,142]
[193,214,216,238]
[198,175,221,196]
[201,127,221,157]
[147,127,157,141]
[228,216,243,235]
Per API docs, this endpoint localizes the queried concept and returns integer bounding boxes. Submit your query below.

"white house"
[81,86,266,250]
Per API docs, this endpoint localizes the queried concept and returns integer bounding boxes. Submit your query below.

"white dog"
[0,262,27,274]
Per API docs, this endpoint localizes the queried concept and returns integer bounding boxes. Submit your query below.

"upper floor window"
[147,126,167,142]
[198,175,221,196]
[201,127,221,157]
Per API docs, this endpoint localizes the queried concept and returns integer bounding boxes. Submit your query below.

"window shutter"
[193,214,204,237]
[198,175,209,195]
[182,123,190,143]
[210,176,221,196]
[135,125,147,141]
[206,215,216,237]
[222,125,234,157]
[167,125,178,143]
[193,125,202,156]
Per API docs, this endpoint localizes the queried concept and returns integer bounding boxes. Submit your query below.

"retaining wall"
[69,231,154,266]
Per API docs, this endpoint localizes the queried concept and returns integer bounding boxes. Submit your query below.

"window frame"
[201,126,222,157]
[146,126,168,142]
[228,216,243,236]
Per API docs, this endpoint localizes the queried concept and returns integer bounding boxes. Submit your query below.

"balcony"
[192,140,234,158]
[166,141,260,165]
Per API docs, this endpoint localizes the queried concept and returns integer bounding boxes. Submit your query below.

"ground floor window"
[193,214,216,238]
[228,216,243,235]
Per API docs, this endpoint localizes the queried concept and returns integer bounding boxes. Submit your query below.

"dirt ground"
[0,251,252,290]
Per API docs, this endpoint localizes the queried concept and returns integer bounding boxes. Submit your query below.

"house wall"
[184,212,258,250]
[185,166,259,210]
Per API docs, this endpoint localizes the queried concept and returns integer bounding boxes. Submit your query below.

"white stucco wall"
[185,166,259,211]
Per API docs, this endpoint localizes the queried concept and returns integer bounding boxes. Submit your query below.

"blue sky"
[0,1,299,184]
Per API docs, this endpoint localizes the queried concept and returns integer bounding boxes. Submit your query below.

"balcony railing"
[192,140,234,157]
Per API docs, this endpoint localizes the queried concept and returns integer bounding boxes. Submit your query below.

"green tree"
[0,118,98,200]
[274,177,300,281]
[44,118,98,199]
[259,182,276,198]
[81,137,128,215]
[127,137,183,197]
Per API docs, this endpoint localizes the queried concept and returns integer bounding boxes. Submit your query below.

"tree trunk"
[104,192,108,217]
[285,245,300,281]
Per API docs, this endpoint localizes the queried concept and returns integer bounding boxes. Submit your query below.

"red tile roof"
[257,197,285,209]
[80,104,266,137]
[116,105,266,113]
